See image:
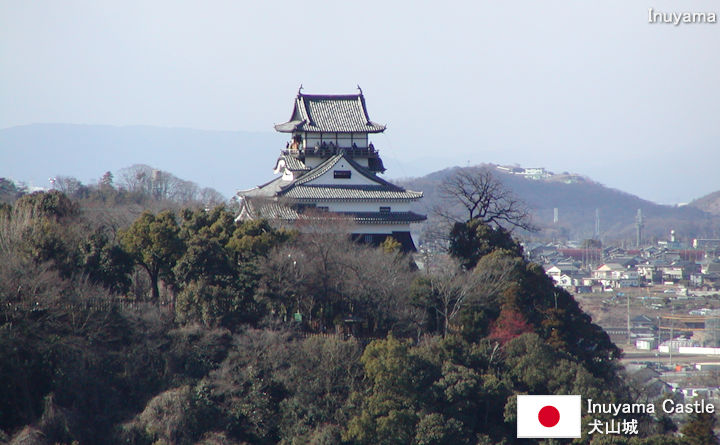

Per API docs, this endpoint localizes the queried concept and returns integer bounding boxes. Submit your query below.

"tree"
[173,208,293,328]
[681,409,719,445]
[53,175,89,199]
[411,256,483,337]
[14,190,78,221]
[488,305,533,344]
[120,210,183,301]
[412,249,523,338]
[3,191,80,278]
[344,335,424,445]
[449,218,523,269]
[99,171,114,190]
[78,229,133,294]
[258,231,416,335]
[117,164,226,205]
[439,168,534,231]
[0,178,26,204]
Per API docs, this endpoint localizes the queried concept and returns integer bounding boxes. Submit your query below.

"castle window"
[334,170,351,179]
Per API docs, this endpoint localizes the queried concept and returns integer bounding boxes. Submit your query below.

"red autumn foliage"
[489,306,534,344]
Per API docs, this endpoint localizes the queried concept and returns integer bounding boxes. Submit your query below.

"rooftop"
[239,153,423,202]
[239,199,425,224]
[275,92,386,134]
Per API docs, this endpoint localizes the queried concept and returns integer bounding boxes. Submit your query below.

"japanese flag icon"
[516,395,581,438]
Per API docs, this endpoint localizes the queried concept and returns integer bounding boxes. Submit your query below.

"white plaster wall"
[327,201,412,212]
[302,132,371,149]
[273,159,286,175]
[312,161,378,185]
[304,157,324,168]
[352,133,368,147]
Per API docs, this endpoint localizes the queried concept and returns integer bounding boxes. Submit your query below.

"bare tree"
[438,168,535,231]
[420,251,522,337]
[423,255,478,337]
[54,176,88,198]
[117,164,226,206]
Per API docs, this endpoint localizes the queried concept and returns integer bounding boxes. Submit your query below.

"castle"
[235,88,425,251]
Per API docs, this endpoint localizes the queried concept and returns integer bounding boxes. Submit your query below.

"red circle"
[538,405,560,427]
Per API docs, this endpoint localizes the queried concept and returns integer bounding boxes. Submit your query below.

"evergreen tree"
[120,210,183,301]
[681,410,719,445]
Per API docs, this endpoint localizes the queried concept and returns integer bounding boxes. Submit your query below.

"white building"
[235,89,426,251]
[592,263,640,288]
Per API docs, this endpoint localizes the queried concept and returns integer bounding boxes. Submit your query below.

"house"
[626,367,672,398]
[545,264,579,278]
[661,260,699,282]
[593,263,626,280]
[235,89,426,251]
[635,338,657,350]
[631,315,657,339]
[631,315,656,330]
[592,263,640,288]
[637,262,664,284]
[701,261,720,276]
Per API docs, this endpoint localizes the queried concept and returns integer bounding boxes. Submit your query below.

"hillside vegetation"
[691,190,720,216]
[0,174,709,444]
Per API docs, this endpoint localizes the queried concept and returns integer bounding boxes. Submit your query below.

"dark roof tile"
[275,93,386,133]
[282,185,422,201]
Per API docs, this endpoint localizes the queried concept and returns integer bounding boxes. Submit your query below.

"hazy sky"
[1,0,719,204]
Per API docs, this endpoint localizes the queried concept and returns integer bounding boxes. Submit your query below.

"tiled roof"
[275,155,310,172]
[291,154,345,185]
[275,93,386,133]
[241,199,299,220]
[240,199,425,224]
[239,153,423,202]
[237,176,291,198]
[281,185,423,201]
[286,152,414,189]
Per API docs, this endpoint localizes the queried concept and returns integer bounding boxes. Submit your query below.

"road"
[622,351,720,364]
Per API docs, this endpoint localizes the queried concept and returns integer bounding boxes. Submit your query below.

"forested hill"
[0,186,714,443]
[399,164,718,242]
[690,190,720,216]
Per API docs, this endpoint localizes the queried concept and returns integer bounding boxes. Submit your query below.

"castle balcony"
[282,145,381,159]
[281,145,385,172]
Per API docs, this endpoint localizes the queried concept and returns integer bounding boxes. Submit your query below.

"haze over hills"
[400,165,720,243]
[690,190,720,217]
[3,124,720,242]
[0,124,285,198]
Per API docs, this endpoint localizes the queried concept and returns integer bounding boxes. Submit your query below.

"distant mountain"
[689,190,720,216]
[399,164,719,243]
[3,125,718,242]
[0,124,285,198]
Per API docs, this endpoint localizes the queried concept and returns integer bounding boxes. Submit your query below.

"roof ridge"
[276,91,386,133]
[285,154,344,187]
[237,175,284,194]
[298,93,362,100]
[340,154,404,190]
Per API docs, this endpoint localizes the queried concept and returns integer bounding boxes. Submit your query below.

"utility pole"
[594,208,600,239]
[626,292,631,345]
[669,303,675,367]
